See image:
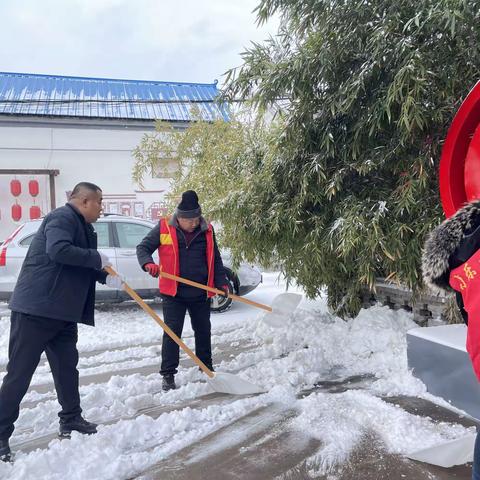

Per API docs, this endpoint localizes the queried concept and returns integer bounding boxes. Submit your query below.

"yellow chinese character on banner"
[453,275,467,291]
[464,263,477,280]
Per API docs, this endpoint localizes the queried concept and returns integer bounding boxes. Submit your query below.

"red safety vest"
[449,249,480,380]
[157,217,216,297]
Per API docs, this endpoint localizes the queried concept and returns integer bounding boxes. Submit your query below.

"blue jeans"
[473,430,480,480]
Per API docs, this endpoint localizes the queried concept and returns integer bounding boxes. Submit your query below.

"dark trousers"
[0,311,82,440]
[160,295,212,376]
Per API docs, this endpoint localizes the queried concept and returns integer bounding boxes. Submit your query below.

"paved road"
[135,379,475,480]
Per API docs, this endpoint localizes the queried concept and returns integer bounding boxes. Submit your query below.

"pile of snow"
[0,275,474,479]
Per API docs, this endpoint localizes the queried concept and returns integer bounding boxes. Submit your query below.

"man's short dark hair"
[70,182,102,199]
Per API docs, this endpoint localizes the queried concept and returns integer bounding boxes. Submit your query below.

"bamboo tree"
[133,0,480,317]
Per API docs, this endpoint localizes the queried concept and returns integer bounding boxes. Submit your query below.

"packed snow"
[0,273,474,479]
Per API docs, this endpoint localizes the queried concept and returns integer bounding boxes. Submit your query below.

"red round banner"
[440,81,480,217]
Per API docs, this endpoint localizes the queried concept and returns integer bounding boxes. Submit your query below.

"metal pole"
[0,169,59,175]
[49,172,56,210]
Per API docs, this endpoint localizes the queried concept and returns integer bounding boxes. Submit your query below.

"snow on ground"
[0,273,474,479]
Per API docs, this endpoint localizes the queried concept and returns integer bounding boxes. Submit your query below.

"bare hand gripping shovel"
[159,271,302,328]
[105,266,264,395]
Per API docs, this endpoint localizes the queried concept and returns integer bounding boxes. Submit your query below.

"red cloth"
[449,249,480,380]
[182,229,197,246]
[221,285,230,296]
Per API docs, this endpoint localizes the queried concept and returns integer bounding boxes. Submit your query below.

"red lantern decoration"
[10,179,21,197]
[29,180,39,197]
[29,205,41,220]
[11,204,22,221]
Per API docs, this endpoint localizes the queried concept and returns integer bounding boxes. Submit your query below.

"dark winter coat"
[136,215,228,298]
[422,199,480,324]
[9,203,107,325]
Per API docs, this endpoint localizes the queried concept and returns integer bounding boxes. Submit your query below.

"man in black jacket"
[0,182,123,462]
[136,190,229,391]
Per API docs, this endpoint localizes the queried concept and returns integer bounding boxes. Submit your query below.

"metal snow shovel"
[406,432,476,467]
[105,266,264,395]
[159,271,302,327]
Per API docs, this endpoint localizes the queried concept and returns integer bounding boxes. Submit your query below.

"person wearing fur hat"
[136,190,229,391]
[422,199,480,478]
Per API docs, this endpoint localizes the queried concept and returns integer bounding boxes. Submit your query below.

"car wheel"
[210,276,234,313]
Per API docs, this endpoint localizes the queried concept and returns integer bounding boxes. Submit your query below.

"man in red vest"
[137,190,229,391]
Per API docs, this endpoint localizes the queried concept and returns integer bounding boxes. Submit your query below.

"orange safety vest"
[157,217,216,297]
[449,248,480,381]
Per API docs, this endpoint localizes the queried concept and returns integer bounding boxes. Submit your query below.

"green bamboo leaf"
[132,0,475,319]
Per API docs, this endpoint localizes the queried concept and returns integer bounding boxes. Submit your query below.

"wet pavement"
[136,405,322,480]
[134,377,476,480]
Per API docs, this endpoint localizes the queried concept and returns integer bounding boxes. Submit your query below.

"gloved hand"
[219,284,230,297]
[144,263,160,278]
[98,251,112,269]
[106,274,125,290]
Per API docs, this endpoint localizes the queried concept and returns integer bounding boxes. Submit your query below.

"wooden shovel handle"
[159,271,273,313]
[105,266,214,378]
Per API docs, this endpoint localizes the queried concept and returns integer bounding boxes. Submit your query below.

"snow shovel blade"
[406,433,476,467]
[262,292,303,328]
[208,372,265,395]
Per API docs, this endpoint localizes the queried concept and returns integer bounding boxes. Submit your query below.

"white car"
[0,215,262,313]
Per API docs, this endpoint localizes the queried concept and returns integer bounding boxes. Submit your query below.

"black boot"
[162,374,176,391]
[59,416,98,438]
[0,439,11,463]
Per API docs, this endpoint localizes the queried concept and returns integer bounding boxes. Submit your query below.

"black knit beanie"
[176,190,202,218]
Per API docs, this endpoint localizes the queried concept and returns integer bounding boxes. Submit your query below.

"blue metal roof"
[0,72,229,122]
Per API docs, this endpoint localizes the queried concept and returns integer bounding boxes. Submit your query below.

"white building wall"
[0,123,176,240]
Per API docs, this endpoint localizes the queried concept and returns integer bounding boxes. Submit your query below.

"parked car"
[0,215,262,313]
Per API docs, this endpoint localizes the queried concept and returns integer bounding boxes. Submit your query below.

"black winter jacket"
[9,203,107,325]
[136,215,228,298]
